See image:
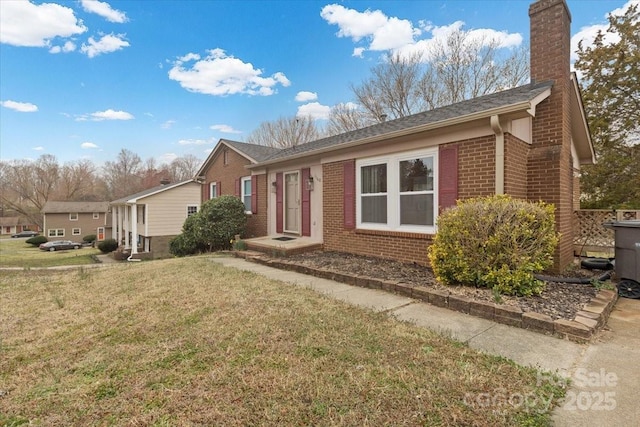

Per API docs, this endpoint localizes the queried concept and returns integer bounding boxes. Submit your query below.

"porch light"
[272,181,277,193]
[306,176,314,191]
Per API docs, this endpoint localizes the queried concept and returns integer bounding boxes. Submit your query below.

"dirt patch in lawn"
[286,251,605,321]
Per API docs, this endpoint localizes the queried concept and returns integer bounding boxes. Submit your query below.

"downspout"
[491,114,505,195]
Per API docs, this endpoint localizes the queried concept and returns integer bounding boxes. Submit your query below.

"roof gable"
[110,179,197,204]
[195,139,281,177]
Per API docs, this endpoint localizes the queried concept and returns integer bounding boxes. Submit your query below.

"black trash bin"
[604,220,640,298]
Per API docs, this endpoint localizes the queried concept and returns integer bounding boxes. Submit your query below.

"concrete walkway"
[210,256,640,426]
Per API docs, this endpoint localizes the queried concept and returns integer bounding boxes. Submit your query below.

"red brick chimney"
[528,0,574,271]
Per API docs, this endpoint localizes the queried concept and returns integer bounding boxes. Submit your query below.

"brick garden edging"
[235,252,618,343]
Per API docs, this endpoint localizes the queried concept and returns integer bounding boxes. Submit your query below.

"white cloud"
[82,109,134,121]
[295,91,318,102]
[0,0,87,47]
[297,102,331,120]
[159,153,178,164]
[81,33,129,58]
[321,4,522,60]
[321,4,419,51]
[570,0,639,62]
[210,124,242,134]
[80,0,128,23]
[33,146,44,151]
[49,40,77,54]
[161,120,176,129]
[81,142,98,149]
[168,48,291,96]
[178,138,214,146]
[1,100,38,112]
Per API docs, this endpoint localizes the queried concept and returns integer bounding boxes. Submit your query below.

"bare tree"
[102,149,144,200]
[0,154,61,227]
[325,103,376,136]
[352,29,529,120]
[169,154,202,181]
[56,159,98,201]
[352,52,425,121]
[246,115,321,148]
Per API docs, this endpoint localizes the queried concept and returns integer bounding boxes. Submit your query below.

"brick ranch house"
[236,0,594,272]
[195,139,280,238]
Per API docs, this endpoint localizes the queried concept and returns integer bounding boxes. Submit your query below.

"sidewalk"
[210,256,640,426]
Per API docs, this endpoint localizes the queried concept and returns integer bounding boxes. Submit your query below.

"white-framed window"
[356,148,437,233]
[48,229,65,237]
[241,176,252,213]
[72,228,81,236]
[209,182,217,199]
[187,205,198,217]
[93,212,100,219]
[69,212,78,221]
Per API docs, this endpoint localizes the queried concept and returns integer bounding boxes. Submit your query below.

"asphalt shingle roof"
[258,81,554,164]
[222,139,281,162]
[110,179,195,204]
[42,201,110,213]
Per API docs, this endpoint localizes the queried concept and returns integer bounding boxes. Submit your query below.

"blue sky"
[1,0,636,165]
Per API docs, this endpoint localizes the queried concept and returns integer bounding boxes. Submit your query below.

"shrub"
[83,234,97,243]
[427,195,558,296]
[26,235,47,246]
[97,238,118,253]
[169,195,248,257]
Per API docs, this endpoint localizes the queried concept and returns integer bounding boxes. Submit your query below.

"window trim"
[48,229,65,237]
[186,205,198,217]
[93,212,100,219]
[356,148,438,234]
[241,176,252,214]
[69,212,78,221]
[72,228,81,236]
[209,182,217,199]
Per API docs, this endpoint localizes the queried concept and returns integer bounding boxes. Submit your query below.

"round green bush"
[170,195,248,257]
[427,195,558,296]
[26,235,47,246]
[97,238,118,253]
[83,234,97,243]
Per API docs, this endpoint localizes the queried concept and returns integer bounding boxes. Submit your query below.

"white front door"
[284,171,300,234]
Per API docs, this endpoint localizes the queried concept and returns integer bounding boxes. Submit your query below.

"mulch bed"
[286,251,603,321]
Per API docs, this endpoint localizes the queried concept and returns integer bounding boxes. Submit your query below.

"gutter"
[490,115,504,195]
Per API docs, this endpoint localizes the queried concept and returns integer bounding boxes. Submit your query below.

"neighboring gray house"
[42,201,111,241]
[110,180,201,259]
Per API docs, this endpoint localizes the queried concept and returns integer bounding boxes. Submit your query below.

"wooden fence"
[573,209,639,255]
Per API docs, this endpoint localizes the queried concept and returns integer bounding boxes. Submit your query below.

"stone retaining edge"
[233,252,617,343]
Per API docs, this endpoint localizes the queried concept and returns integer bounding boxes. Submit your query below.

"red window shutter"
[343,160,356,229]
[276,173,283,233]
[251,175,258,214]
[301,168,311,236]
[235,178,241,197]
[439,145,459,211]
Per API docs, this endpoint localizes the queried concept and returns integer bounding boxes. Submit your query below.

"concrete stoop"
[234,251,617,343]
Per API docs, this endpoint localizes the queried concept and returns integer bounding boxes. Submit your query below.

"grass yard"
[0,257,564,426]
[0,238,100,268]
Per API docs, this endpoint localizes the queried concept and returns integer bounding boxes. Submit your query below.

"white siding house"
[110,180,201,259]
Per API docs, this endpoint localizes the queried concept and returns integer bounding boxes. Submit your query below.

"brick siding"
[529,0,575,270]
[201,147,267,238]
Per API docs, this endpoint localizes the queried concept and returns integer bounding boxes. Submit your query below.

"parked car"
[11,230,39,238]
[39,240,82,251]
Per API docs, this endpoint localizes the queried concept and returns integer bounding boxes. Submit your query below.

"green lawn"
[0,256,565,426]
[0,238,100,268]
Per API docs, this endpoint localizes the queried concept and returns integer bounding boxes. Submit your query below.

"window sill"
[354,228,434,240]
